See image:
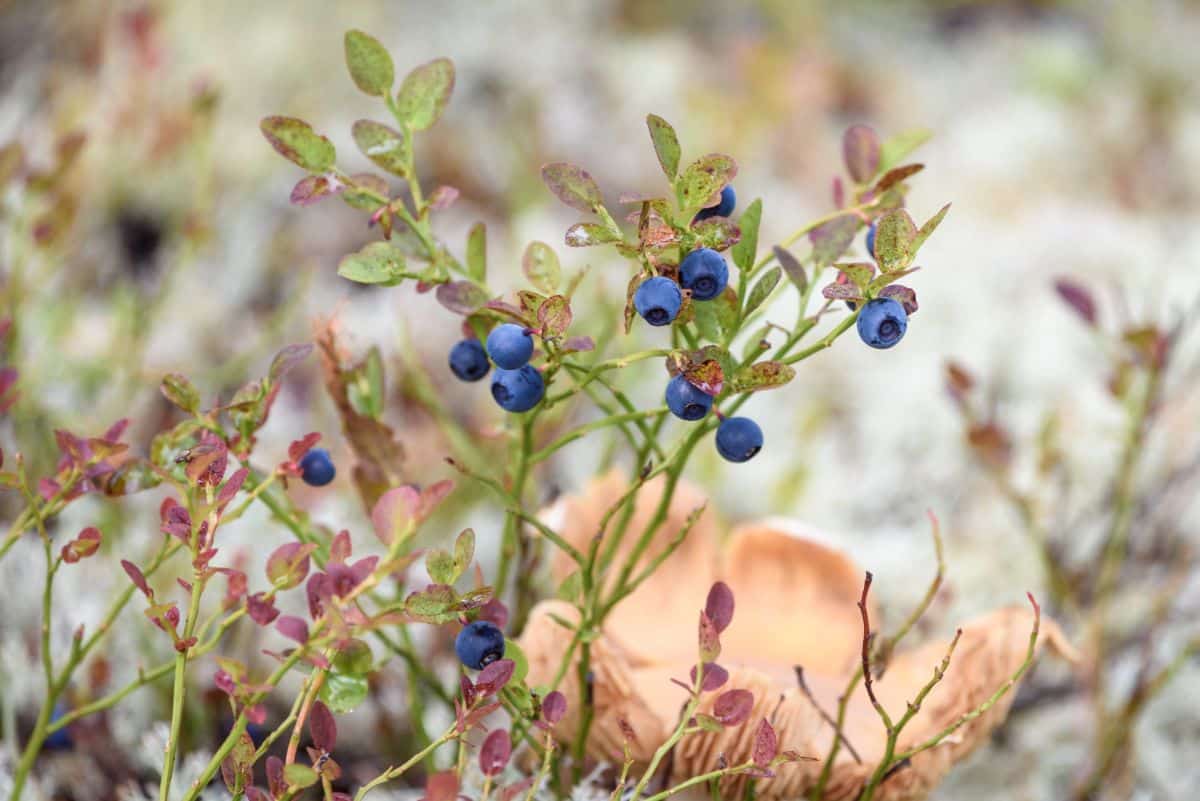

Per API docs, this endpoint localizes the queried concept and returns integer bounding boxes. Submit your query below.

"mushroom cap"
[521,471,1071,801]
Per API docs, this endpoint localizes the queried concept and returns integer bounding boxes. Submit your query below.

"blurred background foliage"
[1,0,1198,798]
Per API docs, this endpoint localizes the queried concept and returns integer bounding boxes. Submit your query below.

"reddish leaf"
[61,526,102,564]
[266,542,315,590]
[276,616,309,644]
[698,611,721,663]
[309,700,337,752]
[475,659,515,696]
[705,581,735,633]
[266,756,286,798]
[1054,278,1096,326]
[879,284,919,315]
[685,359,724,397]
[752,718,778,767]
[541,690,567,724]
[713,689,754,727]
[122,559,152,598]
[690,662,729,693]
[423,771,460,801]
[842,124,880,183]
[247,592,280,626]
[479,729,512,776]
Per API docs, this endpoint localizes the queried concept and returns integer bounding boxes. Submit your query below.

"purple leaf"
[752,718,778,767]
[541,690,567,724]
[704,581,735,633]
[276,615,309,644]
[713,689,753,727]
[1054,278,1096,326]
[309,700,337,752]
[479,729,512,776]
[690,662,729,693]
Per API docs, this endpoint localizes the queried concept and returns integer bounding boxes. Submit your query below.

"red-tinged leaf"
[542,690,567,724]
[479,729,512,776]
[371,485,419,546]
[287,432,322,463]
[479,598,509,628]
[290,174,343,206]
[276,616,309,644]
[246,788,270,801]
[427,185,459,210]
[309,700,337,752]
[266,542,315,590]
[475,659,515,696]
[246,592,280,626]
[685,360,724,398]
[692,217,741,252]
[753,718,778,767]
[821,282,863,302]
[424,772,460,801]
[436,281,489,315]
[1054,278,1096,326]
[537,294,572,337]
[562,336,595,353]
[809,214,859,270]
[690,662,729,692]
[330,530,352,565]
[873,163,924,194]
[500,779,535,801]
[879,284,919,315]
[842,124,880,183]
[122,559,152,598]
[217,468,248,508]
[698,611,721,662]
[61,526,102,564]
[260,116,335,173]
[541,162,604,213]
[523,241,562,294]
[267,756,286,798]
[729,361,796,394]
[705,582,735,633]
[713,689,754,726]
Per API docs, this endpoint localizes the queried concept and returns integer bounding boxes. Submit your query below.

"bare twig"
[794,666,861,764]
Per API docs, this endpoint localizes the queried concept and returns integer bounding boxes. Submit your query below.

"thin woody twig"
[858,571,893,730]
[794,666,862,764]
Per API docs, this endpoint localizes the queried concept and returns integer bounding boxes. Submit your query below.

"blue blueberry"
[44,703,72,750]
[694,185,737,222]
[455,619,505,670]
[486,323,534,370]
[449,339,490,382]
[715,417,763,463]
[299,448,336,486]
[856,297,908,349]
[491,364,545,413]
[634,276,682,327]
[865,222,877,259]
[665,375,712,421]
[679,248,729,301]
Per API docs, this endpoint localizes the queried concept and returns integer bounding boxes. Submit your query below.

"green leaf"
[344,30,394,96]
[504,639,530,685]
[878,128,933,174]
[556,571,582,603]
[346,345,385,420]
[867,267,920,294]
[453,529,475,578]
[466,223,487,283]
[332,638,374,676]
[260,117,335,173]
[691,217,741,252]
[283,763,319,788]
[744,266,781,317]
[565,222,620,247]
[319,672,369,714]
[691,287,739,343]
[646,114,681,180]
[523,241,561,294]
[161,373,200,413]
[832,262,876,291]
[730,361,795,393]
[808,213,859,270]
[873,210,918,272]
[537,294,572,337]
[395,58,455,131]
[731,198,762,273]
[912,203,951,254]
[425,548,456,585]
[405,584,458,623]
[675,154,738,217]
[541,163,604,214]
[342,173,389,211]
[337,241,408,285]
[351,120,407,176]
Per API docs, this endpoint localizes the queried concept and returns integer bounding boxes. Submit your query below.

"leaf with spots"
[537,295,572,337]
[260,117,336,173]
[541,162,604,214]
[744,266,781,317]
[344,30,394,97]
[730,361,795,393]
[522,241,561,293]
[731,198,762,273]
[646,114,681,180]
[352,120,407,176]
[395,58,455,131]
[675,154,737,218]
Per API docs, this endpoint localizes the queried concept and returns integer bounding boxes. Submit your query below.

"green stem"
[353,726,459,801]
[530,407,668,464]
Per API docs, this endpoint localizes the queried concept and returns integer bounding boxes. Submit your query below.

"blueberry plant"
[0,26,1018,801]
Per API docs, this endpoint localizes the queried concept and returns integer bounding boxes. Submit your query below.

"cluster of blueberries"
[449,323,545,412]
